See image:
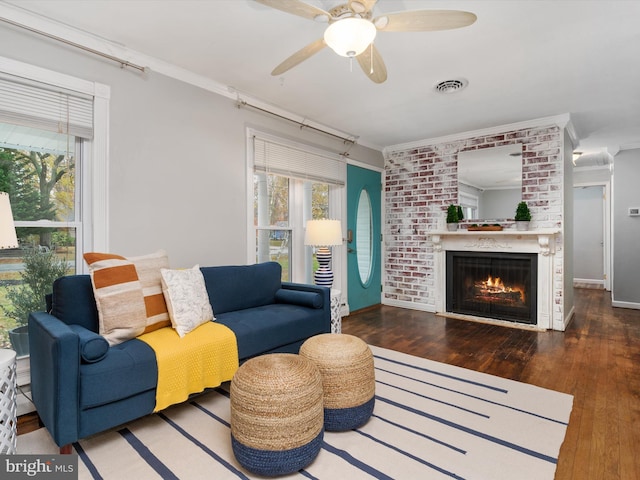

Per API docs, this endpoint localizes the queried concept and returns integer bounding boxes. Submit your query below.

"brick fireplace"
[383,116,574,330]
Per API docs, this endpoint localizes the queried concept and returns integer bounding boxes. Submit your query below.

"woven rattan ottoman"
[230,353,324,476]
[300,333,375,431]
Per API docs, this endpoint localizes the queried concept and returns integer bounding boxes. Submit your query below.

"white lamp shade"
[324,18,377,58]
[0,192,18,249]
[304,219,343,247]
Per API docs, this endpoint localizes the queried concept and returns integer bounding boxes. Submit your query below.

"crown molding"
[619,141,640,152]
[384,113,574,155]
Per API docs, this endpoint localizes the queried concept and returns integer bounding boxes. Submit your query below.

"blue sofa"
[28,262,330,452]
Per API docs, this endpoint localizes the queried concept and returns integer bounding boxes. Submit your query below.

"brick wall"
[384,124,565,318]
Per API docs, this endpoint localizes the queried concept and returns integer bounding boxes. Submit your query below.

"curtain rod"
[0,16,147,73]
[236,99,357,146]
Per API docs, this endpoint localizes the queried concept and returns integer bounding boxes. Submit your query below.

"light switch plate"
[629,207,640,216]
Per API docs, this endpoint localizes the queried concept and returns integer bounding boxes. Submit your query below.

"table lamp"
[0,192,18,250]
[304,219,342,288]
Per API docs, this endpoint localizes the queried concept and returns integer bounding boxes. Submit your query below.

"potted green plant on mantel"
[515,201,532,231]
[446,204,460,231]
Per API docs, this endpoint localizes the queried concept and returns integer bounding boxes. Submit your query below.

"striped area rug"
[26,345,574,479]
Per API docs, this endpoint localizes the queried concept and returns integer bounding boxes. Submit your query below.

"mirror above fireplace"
[457,143,523,221]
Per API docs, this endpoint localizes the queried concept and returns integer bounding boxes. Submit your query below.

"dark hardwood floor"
[342,287,640,480]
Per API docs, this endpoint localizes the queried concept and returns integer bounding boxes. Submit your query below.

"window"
[0,123,81,349]
[459,191,479,220]
[250,131,345,285]
[0,60,108,364]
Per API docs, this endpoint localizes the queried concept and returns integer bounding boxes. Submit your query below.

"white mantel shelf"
[431,228,561,236]
[431,228,562,330]
[431,229,561,256]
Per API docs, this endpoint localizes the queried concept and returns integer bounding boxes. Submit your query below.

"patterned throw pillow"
[83,252,147,346]
[128,250,171,333]
[160,265,215,337]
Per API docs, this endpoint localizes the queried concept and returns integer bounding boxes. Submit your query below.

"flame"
[480,275,526,303]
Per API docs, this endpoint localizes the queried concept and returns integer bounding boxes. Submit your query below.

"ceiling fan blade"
[271,38,326,76]
[374,10,477,32]
[255,0,331,21]
[348,0,378,14]
[357,44,387,84]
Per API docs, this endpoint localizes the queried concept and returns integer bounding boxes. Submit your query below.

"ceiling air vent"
[435,78,468,94]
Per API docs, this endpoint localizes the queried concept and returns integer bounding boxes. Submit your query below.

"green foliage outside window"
[2,249,69,327]
[0,135,77,349]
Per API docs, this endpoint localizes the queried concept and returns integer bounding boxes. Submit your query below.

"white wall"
[0,26,383,269]
[612,148,640,307]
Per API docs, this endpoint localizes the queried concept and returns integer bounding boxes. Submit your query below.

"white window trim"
[246,128,346,289]
[0,55,110,259]
[0,55,110,387]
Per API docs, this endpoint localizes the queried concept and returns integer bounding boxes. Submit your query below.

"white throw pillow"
[160,265,215,337]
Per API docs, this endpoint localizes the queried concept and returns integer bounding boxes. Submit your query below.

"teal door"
[347,164,381,312]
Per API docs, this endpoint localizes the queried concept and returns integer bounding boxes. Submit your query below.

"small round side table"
[0,348,17,454]
[330,289,342,333]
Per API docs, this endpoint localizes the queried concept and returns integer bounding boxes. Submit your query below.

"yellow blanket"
[138,322,238,412]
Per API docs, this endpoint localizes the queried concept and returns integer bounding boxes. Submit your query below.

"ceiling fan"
[255,0,477,83]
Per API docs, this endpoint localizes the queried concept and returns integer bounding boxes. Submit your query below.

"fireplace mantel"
[431,229,561,256]
[432,229,562,330]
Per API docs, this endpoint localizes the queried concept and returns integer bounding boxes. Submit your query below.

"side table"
[330,289,342,333]
[0,348,17,454]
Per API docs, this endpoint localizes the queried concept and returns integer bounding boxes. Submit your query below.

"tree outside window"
[0,126,77,353]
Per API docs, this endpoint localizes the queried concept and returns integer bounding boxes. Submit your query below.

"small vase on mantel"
[515,221,530,231]
[447,222,458,231]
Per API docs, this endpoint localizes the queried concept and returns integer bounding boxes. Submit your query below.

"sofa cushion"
[275,289,323,309]
[78,338,157,410]
[83,253,147,346]
[51,275,99,331]
[161,265,214,337]
[201,262,282,315]
[216,303,327,359]
[69,324,109,363]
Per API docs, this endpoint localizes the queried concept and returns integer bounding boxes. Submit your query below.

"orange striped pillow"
[128,250,171,333]
[84,252,147,346]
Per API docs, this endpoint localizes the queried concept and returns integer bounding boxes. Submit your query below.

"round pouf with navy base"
[230,353,324,476]
[300,333,375,431]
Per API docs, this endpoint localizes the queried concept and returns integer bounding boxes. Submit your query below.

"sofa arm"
[28,311,81,448]
[281,282,331,329]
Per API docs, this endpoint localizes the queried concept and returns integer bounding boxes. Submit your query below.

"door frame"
[574,181,611,291]
[345,159,384,315]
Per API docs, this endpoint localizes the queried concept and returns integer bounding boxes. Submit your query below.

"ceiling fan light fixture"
[350,1,366,13]
[324,18,377,57]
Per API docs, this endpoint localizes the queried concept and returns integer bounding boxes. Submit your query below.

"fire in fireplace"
[446,251,537,324]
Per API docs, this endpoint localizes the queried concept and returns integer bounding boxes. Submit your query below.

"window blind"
[0,74,93,139]
[253,136,346,186]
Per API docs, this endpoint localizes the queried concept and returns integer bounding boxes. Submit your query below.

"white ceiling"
[2,0,639,154]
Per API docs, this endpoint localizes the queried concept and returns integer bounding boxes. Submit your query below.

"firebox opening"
[446,251,537,324]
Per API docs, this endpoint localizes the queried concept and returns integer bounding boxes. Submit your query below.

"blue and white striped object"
[58,345,573,479]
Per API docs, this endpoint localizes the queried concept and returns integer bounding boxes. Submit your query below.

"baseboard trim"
[573,278,604,289]
[383,298,436,313]
[611,300,640,310]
